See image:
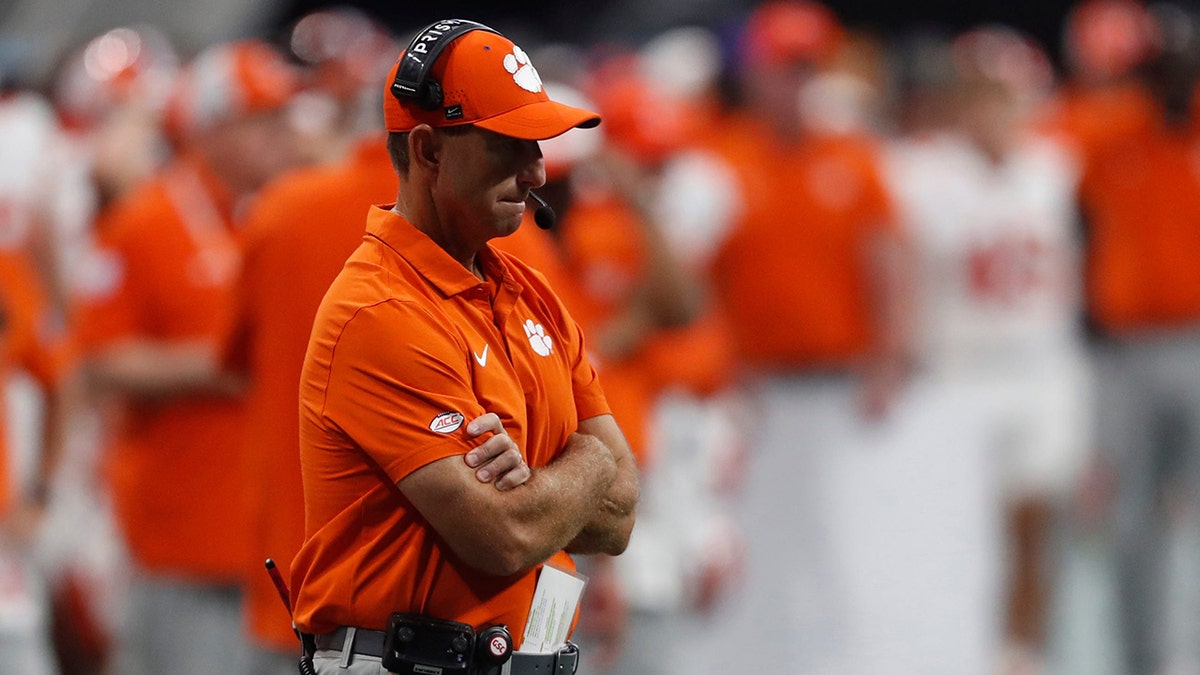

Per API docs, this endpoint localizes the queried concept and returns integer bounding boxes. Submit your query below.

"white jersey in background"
[0,91,67,675]
[887,132,1085,372]
[885,131,1093,499]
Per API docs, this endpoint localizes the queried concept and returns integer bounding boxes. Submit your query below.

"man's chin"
[492,215,524,238]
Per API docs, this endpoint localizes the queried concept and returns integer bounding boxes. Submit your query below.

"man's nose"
[519,155,547,190]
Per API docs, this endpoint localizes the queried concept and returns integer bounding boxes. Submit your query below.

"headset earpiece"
[421,79,443,111]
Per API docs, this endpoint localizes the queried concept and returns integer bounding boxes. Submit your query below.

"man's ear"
[409,125,441,173]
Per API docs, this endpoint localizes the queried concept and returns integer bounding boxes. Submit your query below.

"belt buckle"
[553,642,579,674]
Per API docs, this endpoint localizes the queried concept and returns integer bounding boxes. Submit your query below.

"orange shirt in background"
[702,114,897,371]
[225,138,395,650]
[74,155,248,582]
[291,207,610,636]
[638,310,738,398]
[0,248,72,512]
[1041,81,1155,161]
[1079,94,1200,332]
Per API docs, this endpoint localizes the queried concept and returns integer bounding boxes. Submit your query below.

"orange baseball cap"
[382,27,600,140]
[742,0,844,67]
[167,39,298,136]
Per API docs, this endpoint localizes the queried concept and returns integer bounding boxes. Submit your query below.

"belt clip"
[339,626,357,668]
[554,642,580,674]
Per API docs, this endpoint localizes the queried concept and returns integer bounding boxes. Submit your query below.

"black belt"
[315,626,580,674]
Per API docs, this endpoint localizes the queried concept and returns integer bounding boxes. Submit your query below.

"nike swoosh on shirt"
[473,344,489,367]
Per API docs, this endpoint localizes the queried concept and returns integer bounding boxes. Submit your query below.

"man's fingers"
[462,414,529,489]
[494,462,531,491]
[475,441,521,480]
[476,445,521,482]
[465,432,507,468]
[467,435,530,489]
[466,412,503,437]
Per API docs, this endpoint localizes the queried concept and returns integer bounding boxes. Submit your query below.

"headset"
[391,19,499,111]
[390,18,558,229]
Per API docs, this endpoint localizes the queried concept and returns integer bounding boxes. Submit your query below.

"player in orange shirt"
[289,20,637,675]
[72,40,305,675]
[1075,6,1200,672]
[224,134,396,675]
[226,141,394,667]
[658,3,914,673]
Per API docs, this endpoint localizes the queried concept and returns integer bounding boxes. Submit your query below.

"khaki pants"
[313,648,388,674]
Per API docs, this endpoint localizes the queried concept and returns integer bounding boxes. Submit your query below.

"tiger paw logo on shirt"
[524,319,553,356]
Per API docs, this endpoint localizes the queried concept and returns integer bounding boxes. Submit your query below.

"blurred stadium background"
[2,1,1199,675]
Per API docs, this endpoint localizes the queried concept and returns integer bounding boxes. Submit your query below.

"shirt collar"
[365,206,519,298]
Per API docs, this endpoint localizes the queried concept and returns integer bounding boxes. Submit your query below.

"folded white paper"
[519,564,587,654]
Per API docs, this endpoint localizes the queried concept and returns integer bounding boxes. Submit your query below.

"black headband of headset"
[391,18,500,100]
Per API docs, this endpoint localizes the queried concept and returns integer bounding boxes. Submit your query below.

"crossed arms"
[399,412,639,577]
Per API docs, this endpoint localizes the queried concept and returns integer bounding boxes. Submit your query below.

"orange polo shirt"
[291,207,611,636]
[226,138,395,650]
[703,114,897,370]
[0,248,72,512]
[1079,95,1200,332]
[75,155,248,582]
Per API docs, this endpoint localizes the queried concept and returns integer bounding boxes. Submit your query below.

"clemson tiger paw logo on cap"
[503,45,543,93]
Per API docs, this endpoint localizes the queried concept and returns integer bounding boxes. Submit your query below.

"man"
[225,130,395,674]
[656,3,911,673]
[884,27,1090,674]
[72,40,305,675]
[289,20,639,675]
[1077,6,1200,672]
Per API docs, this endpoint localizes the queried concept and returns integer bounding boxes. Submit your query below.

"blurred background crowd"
[1,0,1199,674]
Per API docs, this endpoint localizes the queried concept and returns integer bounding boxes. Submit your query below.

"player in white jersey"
[0,86,72,675]
[881,28,1092,675]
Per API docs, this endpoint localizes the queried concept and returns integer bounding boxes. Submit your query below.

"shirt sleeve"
[320,299,489,483]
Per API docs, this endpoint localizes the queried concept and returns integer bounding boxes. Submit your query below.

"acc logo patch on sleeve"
[429,411,465,434]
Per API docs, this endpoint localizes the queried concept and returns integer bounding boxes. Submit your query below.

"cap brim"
[474,99,601,141]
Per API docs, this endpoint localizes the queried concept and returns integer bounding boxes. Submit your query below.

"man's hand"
[464,413,531,491]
